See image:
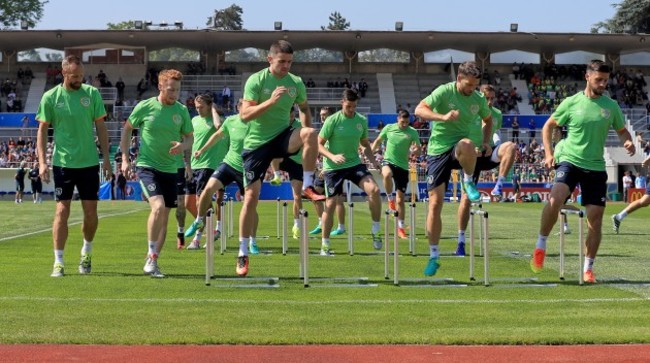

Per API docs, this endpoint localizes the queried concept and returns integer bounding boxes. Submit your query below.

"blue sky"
[36,0,617,33]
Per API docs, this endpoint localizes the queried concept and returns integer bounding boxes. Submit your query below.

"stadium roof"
[2,30,649,55]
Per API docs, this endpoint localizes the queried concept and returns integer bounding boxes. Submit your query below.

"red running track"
[2,344,650,363]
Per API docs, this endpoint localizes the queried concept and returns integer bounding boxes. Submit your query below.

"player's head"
[397,109,410,129]
[157,69,183,105]
[61,55,84,91]
[320,106,331,122]
[585,60,611,97]
[195,93,213,118]
[268,40,294,77]
[480,84,496,107]
[340,89,359,117]
[456,61,482,97]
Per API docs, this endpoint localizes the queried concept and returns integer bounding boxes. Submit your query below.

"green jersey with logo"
[552,92,624,171]
[128,97,193,173]
[421,82,490,155]
[221,114,249,173]
[319,111,368,171]
[36,83,106,168]
[467,106,503,147]
[288,119,303,165]
[378,123,421,170]
[191,115,227,170]
[242,68,307,150]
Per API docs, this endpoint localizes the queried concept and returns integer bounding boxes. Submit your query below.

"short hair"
[458,61,482,79]
[158,69,183,85]
[195,93,213,105]
[270,40,293,55]
[480,84,495,94]
[61,55,82,70]
[341,89,359,102]
[397,109,410,119]
[586,60,611,74]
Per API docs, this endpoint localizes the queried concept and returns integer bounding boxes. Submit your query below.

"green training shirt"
[221,114,249,173]
[242,68,307,150]
[319,111,368,171]
[552,92,625,171]
[36,83,106,168]
[128,97,193,173]
[421,82,490,155]
[377,123,421,170]
[191,115,227,170]
[467,105,503,147]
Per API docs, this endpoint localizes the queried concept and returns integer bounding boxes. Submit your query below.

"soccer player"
[29,161,43,203]
[120,69,193,278]
[36,54,111,277]
[414,61,492,276]
[611,156,650,233]
[454,84,517,256]
[184,94,225,249]
[318,89,382,255]
[14,161,27,204]
[185,99,260,254]
[237,40,324,277]
[371,109,421,239]
[529,60,635,283]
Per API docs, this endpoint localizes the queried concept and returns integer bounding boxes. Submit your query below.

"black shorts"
[211,163,245,196]
[425,147,461,191]
[473,156,500,183]
[15,180,24,192]
[323,164,372,197]
[554,161,607,207]
[279,158,303,182]
[383,162,410,193]
[187,168,215,196]
[176,168,187,195]
[137,167,178,208]
[242,126,297,186]
[53,165,99,201]
[313,175,325,191]
[31,181,42,193]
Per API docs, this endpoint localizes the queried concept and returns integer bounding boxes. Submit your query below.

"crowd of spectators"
[321,77,369,97]
[0,137,41,168]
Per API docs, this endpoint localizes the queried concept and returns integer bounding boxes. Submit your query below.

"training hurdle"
[205,209,215,285]
[219,200,228,254]
[559,208,585,285]
[384,209,399,282]
[228,197,234,238]
[469,203,490,286]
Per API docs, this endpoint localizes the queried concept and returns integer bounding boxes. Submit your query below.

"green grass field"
[1,198,650,345]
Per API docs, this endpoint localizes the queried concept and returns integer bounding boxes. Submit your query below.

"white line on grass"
[1,296,649,305]
[0,208,147,243]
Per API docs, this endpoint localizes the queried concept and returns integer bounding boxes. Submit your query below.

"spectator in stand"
[136,78,147,98]
[358,78,368,97]
[305,78,316,88]
[221,85,231,108]
[622,170,633,202]
[511,116,519,143]
[528,118,537,141]
[115,77,125,100]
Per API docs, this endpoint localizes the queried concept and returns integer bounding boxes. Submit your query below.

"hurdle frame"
[205,209,215,285]
[469,205,490,286]
[220,200,228,254]
[384,209,398,281]
[559,208,585,285]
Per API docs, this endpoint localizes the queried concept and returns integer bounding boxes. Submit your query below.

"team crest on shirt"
[263,88,272,95]
[80,97,91,107]
[448,103,456,109]
[600,108,611,119]
[287,87,297,98]
[172,114,182,125]
[356,123,363,131]
[470,105,479,114]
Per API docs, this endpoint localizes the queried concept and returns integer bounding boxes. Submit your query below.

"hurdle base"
[208,277,280,288]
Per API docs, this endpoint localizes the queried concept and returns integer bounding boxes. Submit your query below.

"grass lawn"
[1,199,650,344]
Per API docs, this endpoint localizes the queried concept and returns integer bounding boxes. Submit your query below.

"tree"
[321,11,350,31]
[0,0,47,29]
[207,4,243,30]
[107,21,136,30]
[591,0,650,33]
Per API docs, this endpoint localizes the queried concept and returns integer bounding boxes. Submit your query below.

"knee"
[457,139,475,155]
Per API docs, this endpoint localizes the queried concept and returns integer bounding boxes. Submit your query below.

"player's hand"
[482,143,493,157]
[270,86,288,104]
[623,140,635,156]
[330,154,345,164]
[642,156,650,168]
[194,150,203,158]
[121,160,131,179]
[169,141,183,155]
[103,162,113,181]
[39,163,50,184]
[543,154,555,169]
[444,110,459,122]
[184,165,192,181]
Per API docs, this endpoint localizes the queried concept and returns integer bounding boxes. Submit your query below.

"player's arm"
[360,138,380,169]
[617,127,635,156]
[541,117,559,169]
[410,141,422,157]
[239,86,288,122]
[211,104,222,129]
[414,101,458,122]
[370,135,383,153]
[94,116,112,180]
[318,136,344,164]
[480,115,493,156]
[297,100,312,128]
[120,120,135,177]
[195,128,225,157]
[36,121,50,183]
